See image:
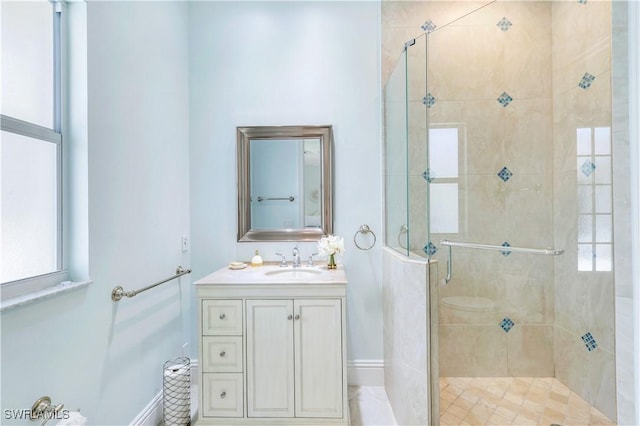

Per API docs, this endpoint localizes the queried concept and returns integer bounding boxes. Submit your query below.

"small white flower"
[318,235,345,256]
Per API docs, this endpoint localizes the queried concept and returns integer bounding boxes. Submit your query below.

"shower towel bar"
[256,196,295,202]
[111,266,191,302]
[439,240,564,256]
[438,240,564,284]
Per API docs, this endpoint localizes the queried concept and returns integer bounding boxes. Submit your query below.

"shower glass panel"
[384,48,409,255]
[383,33,431,258]
[406,34,429,258]
[392,1,618,424]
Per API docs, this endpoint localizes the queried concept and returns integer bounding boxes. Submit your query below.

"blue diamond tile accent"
[497,92,513,107]
[581,332,598,351]
[501,242,512,256]
[421,19,437,33]
[581,159,596,177]
[423,93,436,108]
[498,166,513,182]
[500,317,515,333]
[423,242,438,256]
[497,17,512,32]
[579,72,596,89]
[578,0,587,4]
[422,169,434,183]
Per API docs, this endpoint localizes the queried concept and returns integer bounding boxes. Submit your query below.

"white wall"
[1,2,191,424]
[1,3,382,423]
[188,1,383,362]
[630,2,640,423]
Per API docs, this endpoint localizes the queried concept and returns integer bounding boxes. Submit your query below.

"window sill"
[0,280,92,312]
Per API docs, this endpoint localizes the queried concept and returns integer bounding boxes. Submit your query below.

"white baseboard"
[347,360,385,386]
[130,361,199,426]
[130,390,163,426]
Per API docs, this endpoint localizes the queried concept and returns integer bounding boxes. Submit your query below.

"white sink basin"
[264,268,323,276]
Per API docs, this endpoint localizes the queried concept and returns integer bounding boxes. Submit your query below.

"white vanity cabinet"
[195,265,349,425]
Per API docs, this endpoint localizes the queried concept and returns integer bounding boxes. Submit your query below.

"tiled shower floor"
[440,377,615,426]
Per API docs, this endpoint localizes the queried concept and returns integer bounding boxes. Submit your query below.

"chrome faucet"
[292,245,301,268]
[275,252,287,267]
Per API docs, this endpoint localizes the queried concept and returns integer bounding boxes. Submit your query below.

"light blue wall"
[188,1,383,362]
[1,2,191,424]
[1,2,382,424]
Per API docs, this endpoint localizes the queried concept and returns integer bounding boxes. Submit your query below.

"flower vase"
[328,253,337,270]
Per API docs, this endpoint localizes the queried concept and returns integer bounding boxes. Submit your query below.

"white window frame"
[576,126,613,272]
[1,1,68,302]
[428,123,467,237]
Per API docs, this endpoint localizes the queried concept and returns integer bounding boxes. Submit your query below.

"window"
[576,127,613,272]
[428,126,463,234]
[1,1,64,287]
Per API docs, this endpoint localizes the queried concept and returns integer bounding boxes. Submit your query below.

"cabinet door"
[246,299,294,418]
[294,299,343,418]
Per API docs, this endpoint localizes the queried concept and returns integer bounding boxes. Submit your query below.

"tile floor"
[440,377,616,426]
[349,386,397,426]
[190,385,398,426]
[192,380,615,425]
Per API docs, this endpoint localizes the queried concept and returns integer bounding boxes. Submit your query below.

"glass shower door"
[384,47,409,255]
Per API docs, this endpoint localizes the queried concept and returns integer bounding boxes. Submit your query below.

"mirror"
[237,125,334,242]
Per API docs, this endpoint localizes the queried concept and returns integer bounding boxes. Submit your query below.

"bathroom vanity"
[194,264,349,425]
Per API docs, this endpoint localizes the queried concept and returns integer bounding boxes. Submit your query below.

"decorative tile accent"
[578,0,587,4]
[421,19,437,33]
[581,332,598,351]
[422,169,434,183]
[500,317,515,333]
[497,166,513,182]
[497,92,513,107]
[501,241,512,256]
[580,159,596,177]
[497,17,512,32]
[422,93,436,108]
[423,242,438,256]
[579,72,596,89]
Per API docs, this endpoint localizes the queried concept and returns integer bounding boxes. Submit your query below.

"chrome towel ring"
[354,224,376,250]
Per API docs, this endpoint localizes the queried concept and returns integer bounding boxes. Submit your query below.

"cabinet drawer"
[202,373,244,418]
[202,300,243,335]
[203,336,243,372]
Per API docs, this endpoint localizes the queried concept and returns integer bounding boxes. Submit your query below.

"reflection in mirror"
[249,138,321,230]
[237,125,333,242]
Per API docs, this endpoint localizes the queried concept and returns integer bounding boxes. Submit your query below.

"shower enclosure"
[383,1,634,425]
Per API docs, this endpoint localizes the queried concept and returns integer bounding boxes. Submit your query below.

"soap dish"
[229,262,247,270]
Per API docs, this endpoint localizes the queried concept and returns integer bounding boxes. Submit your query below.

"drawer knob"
[294,314,300,320]
[219,313,226,320]
[220,391,227,399]
[219,351,226,357]
[287,314,293,320]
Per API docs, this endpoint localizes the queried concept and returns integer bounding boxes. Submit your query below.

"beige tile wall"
[384,0,555,378]
[382,0,617,421]
[382,248,430,425]
[551,0,615,420]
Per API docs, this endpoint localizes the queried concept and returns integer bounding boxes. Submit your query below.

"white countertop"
[194,262,348,285]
